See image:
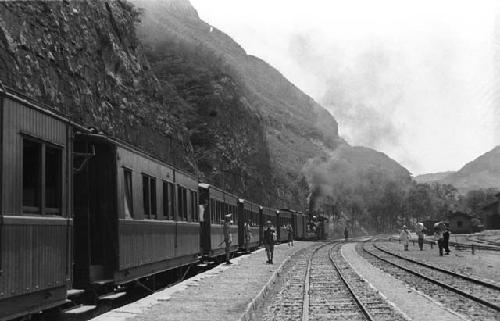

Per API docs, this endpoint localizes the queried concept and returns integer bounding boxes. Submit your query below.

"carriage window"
[150,178,157,219]
[191,191,198,221]
[23,138,62,215]
[45,146,61,212]
[210,199,214,222]
[177,186,184,221]
[163,181,170,219]
[123,169,133,219]
[142,175,150,218]
[23,140,41,212]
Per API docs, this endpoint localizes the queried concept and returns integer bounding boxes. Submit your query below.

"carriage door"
[74,138,117,285]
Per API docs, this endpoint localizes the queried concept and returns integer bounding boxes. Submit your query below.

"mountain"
[130,0,344,207]
[414,172,454,184]
[0,0,410,209]
[0,1,193,168]
[441,146,500,193]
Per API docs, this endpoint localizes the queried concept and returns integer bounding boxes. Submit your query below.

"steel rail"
[327,243,375,321]
[363,244,500,313]
[373,243,500,291]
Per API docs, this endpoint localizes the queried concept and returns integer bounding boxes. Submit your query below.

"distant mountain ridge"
[415,147,500,193]
[441,146,500,193]
[414,172,455,184]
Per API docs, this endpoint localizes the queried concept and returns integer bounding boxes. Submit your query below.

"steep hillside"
[442,146,500,193]
[335,145,412,181]
[303,144,412,214]
[131,0,343,207]
[414,172,454,184]
[0,0,192,167]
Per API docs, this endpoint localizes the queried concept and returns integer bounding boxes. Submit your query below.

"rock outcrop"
[132,0,343,207]
[0,0,192,167]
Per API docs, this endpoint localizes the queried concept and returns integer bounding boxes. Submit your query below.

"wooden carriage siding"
[81,136,201,279]
[0,87,81,320]
[238,199,260,250]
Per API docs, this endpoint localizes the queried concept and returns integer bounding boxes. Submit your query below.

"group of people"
[221,214,294,265]
[399,223,451,256]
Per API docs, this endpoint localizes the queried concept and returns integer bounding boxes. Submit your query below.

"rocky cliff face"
[0,0,192,167]
[0,0,343,208]
[132,0,343,207]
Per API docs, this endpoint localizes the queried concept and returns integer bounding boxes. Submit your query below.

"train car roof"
[0,84,88,131]
[261,206,278,216]
[198,183,240,205]
[76,132,198,186]
[238,198,260,212]
[277,209,292,218]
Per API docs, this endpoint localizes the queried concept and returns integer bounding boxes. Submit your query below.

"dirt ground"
[378,240,500,284]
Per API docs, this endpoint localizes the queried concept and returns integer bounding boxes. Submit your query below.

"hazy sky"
[190,0,500,175]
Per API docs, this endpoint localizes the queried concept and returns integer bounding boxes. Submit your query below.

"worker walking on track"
[400,225,411,251]
[434,224,445,256]
[443,225,451,255]
[416,222,425,251]
[264,220,275,264]
[222,214,232,264]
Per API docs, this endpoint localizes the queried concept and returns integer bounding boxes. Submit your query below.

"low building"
[482,193,500,229]
[445,211,481,234]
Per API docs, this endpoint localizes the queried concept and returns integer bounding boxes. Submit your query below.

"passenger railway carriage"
[198,184,239,258]
[259,206,278,243]
[237,199,260,251]
[276,209,293,242]
[281,209,306,240]
[73,133,200,288]
[0,87,77,320]
[0,86,307,321]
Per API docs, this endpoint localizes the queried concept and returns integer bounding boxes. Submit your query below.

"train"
[0,86,314,320]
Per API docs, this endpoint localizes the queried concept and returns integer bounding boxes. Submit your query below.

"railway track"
[261,242,406,321]
[361,242,500,321]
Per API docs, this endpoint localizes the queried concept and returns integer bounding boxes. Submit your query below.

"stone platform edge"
[237,244,316,321]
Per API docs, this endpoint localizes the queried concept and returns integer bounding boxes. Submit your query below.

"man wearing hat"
[223,214,232,264]
[263,220,275,264]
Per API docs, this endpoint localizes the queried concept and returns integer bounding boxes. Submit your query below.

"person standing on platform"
[244,221,251,251]
[264,220,275,264]
[400,225,411,251]
[443,225,451,255]
[222,214,232,264]
[344,227,349,242]
[286,224,294,246]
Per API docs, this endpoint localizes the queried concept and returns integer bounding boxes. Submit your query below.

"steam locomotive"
[0,86,310,320]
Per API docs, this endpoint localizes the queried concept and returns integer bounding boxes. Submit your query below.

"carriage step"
[92,279,114,285]
[98,291,127,301]
[67,288,85,298]
[63,304,96,314]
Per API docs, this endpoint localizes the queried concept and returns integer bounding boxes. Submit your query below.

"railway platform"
[91,242,314,321]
